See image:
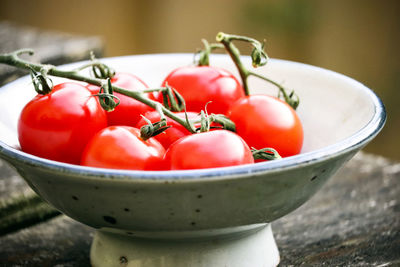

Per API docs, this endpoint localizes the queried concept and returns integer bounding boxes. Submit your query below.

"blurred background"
[0,0,399,160]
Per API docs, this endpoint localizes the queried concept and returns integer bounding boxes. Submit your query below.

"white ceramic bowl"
[0,54,385,266]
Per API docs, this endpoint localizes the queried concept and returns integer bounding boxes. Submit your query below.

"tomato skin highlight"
[228,95,303,158]
[153,66,245,115]
[18,82,107,164]
[163,130,254,170]
[87,72,153,126]
[136,111,198,149]
[81,126,165,170]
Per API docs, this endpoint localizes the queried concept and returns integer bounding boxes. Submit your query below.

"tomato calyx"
[196,111,236,132]
[198,110,212,132]
[140,104,172,140]
[279,88,300,110]
[30,67,53,95]
[184,102,236,133]
[144,83,185,112]
[93,78,121,111]
[251,147,282,161]
[140,116,171,141]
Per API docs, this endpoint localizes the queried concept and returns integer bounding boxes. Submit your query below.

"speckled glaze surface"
[0,54,385,266]
[6,149,357,233]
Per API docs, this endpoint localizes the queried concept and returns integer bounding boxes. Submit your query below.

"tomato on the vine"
[18,82,107,164]
[81,126,165,170]
[152,66,245,115]
[228,95,303,158]
[87,72,153,126]
[163,130,254,170]
[136,111,198,149]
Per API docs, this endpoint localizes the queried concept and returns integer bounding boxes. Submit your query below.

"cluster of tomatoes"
[17,62,303,171]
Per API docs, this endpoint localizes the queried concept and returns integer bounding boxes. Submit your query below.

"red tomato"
[18,82,107,164]
[87,72,153,126]
[164,130,254,170]
[136,111,198,149]
[81,126,165,170]
[152,66,245,115]
[228,95,303,158]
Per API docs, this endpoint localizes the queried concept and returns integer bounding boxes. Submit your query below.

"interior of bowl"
[0,54,385,176]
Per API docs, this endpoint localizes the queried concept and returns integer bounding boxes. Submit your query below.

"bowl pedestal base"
[90,223,280,267]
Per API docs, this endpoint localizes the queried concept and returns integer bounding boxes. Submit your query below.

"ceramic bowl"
[0,54,385,266]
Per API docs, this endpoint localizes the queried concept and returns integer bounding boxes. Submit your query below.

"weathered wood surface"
[0,152,399,266]
[275,152,400,266]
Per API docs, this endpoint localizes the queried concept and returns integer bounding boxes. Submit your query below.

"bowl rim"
[0,54,386,182]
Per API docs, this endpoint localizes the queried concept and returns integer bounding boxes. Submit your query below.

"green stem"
[249,70,287,97]
[0,49,198,133]
[216,32,299,109]
[216,33,251,96]
[250,70,299,109]
[197,39,224,66]
[143,85,186,113]
[72,61,113,74]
